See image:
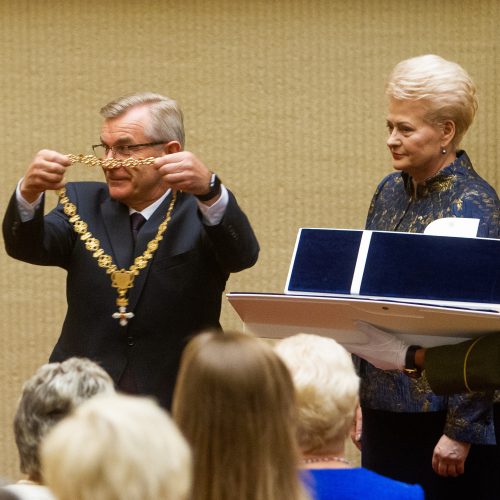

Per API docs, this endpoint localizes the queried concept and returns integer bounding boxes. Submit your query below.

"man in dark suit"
[3,92,259,408]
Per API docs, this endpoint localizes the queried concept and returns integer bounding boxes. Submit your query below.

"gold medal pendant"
[58,154,177,327]
[111,270,136,326]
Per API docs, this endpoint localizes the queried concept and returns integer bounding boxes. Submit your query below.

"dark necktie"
[130,212,146,243]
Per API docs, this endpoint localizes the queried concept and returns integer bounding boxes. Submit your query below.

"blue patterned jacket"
[356,150,499,444]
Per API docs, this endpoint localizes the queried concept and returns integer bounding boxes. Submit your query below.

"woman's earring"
[441,147,447,155]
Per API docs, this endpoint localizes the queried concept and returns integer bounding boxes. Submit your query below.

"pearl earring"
[441,147,447,155]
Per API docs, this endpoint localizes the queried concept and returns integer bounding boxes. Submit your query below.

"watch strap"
[195,173,221,201]
[403,345,422,379]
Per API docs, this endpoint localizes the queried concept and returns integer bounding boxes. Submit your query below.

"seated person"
[275,333,424,500]
[4,357,115,500]
[41,393,191,500]
[172,330,310,500]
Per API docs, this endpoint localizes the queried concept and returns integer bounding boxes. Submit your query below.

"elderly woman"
[172,331,310,500]
[41,394,191,500]
[353,55,499,500]
[5,357,115,500]
[275,333,424,500]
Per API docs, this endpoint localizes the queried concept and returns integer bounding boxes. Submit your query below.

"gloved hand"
[341,321,410,370]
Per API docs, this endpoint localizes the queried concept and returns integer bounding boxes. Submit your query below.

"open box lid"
[285,228,500,308]
[228,226,500,346]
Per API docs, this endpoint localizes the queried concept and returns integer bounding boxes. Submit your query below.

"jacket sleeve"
[3,189,75,268]
[443,391,495,445]
[203,190,259,273]
[425,336,500,394]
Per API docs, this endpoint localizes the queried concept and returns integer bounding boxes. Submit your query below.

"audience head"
[275,334,360,455]
[13,357,115,482]
[172,330,309,500]
[385,54,477,147]
[41,394,191,500]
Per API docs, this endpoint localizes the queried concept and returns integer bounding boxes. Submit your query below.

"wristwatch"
[403,345,422,379]
[195,173,221,201]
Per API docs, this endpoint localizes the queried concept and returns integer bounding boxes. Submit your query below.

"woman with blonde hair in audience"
[172,330,310,500]
[41,393,191,500]
[275,333,424,500]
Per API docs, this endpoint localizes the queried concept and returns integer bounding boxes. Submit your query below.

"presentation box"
[228,228,500,346]
[286,228,500,307]
[227,292,500,347]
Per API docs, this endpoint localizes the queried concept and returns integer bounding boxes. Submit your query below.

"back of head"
[275,334,360,454]
[14,357,115,481]
[41,394,191,500]
[173,331,309,500]
[100,92,185,147]
[386,54,477,146]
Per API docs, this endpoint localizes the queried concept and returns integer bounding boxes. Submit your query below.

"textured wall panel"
[0,0,498,479]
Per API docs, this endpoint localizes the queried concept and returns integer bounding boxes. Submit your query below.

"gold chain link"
[56,154,177,324]
[57,187,177,277]
[67,154,156,170]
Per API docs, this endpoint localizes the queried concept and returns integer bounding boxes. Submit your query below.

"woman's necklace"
[302,456,351,466]
[58,154,177,326]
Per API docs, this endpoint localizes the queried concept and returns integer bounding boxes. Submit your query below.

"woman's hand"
[432,434,471,477]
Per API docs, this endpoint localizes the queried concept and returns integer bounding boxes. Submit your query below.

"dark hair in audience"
[173,331,310,500]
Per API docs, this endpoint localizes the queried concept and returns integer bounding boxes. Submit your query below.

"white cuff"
[15,178,43,222]
[196,184,229,226]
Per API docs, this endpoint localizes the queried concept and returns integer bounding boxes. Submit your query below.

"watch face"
[209,173,217,188]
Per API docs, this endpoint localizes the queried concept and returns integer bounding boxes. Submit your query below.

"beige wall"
[1,0,499,479]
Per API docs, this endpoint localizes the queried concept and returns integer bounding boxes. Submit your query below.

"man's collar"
[129,189,171,219]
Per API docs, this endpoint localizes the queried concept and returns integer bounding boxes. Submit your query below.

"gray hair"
[14,357,115,481]
[386,54,478,146]
[100,92,185,148]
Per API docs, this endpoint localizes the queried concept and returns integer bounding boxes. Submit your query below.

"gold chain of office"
[67,154,155,170]
[57,154,177,325]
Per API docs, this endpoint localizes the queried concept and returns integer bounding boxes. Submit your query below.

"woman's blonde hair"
[41,394,191,500]
[172,331,310,500]
[386,54,477,146]
[275,334,359,454]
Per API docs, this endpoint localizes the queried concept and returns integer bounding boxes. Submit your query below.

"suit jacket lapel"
[101,197,134,269]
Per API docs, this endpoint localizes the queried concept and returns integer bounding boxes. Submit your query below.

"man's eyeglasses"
[92,142,166,158]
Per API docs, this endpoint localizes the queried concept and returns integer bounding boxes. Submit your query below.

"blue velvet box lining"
[287,228,500,304]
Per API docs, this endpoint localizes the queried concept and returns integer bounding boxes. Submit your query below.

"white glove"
[341,321,410,370]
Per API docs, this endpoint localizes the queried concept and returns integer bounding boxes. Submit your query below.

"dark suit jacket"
[425,335,500,394]
[3,182,259,408]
